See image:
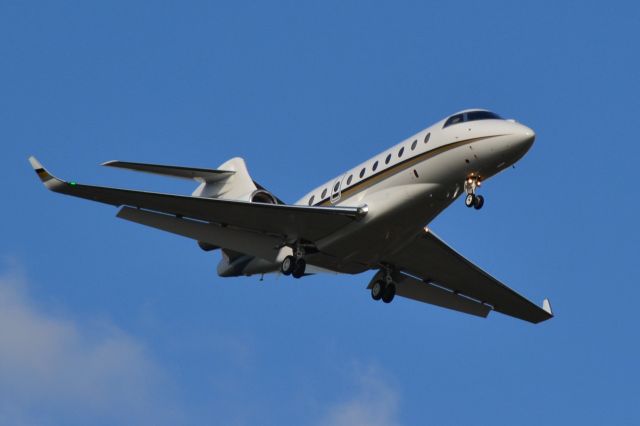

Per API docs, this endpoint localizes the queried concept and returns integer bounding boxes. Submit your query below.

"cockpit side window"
[466,111,502,122]
[443,114,464,128]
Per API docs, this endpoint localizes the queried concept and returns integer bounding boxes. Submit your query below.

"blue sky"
[2,1,639,424]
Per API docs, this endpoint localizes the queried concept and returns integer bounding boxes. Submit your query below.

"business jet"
[29,109,553,323]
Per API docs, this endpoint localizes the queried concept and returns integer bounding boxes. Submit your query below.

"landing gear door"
[330,174,345,204]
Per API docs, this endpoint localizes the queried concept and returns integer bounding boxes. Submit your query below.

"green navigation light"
[69,182,77,186]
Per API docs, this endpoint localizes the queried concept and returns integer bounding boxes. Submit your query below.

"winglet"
[542,298,553,316]
[28,156,66,190]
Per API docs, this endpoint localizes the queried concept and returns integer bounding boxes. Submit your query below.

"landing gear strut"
[370,268,396,303]
[281,244,307,279]
[464,176,485,210]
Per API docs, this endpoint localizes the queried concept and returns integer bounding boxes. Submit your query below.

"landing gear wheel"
[465,193,476,208]
[281,256,295,276]
[381,283,396,304]
[291,258,306,279]
[473,194,484,210]
[371,280,384,301]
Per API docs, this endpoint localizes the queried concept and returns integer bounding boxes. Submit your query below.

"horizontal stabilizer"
[102,160,234,183]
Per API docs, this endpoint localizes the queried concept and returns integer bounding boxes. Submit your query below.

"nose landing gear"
[464,193,484,209]
[464,176,485,210]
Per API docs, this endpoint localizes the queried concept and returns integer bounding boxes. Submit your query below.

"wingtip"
[28,155,53,183]
[27,156,63,188]
[28,155,43,170]
[101,160,118,167]
[542,298,553,316]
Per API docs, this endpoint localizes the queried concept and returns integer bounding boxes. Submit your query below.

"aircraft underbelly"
[310,182,457,273]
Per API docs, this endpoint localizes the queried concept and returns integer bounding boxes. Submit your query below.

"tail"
[102,157,281,202]
[191,157,258,200]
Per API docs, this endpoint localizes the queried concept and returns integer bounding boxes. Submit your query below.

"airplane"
[29,109,553,324]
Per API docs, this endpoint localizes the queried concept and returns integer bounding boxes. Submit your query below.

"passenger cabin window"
[333,181,340,192]
[359,168,366,178]
[424,132,431,143]
[372,161,378,171]
[347,174,353,185]
[398,147,404,158]
[411,140,417,150]
[308,195,315,206]
[321,188,327,198]
[385,154,391,164]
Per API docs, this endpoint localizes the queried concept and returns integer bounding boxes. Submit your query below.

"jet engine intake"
[249,189,278,204]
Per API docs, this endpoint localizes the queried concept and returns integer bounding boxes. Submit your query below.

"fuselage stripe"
[313,135,499,206]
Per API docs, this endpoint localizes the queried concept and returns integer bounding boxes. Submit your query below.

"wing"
[382,228,553,323]
[29,157,367,243]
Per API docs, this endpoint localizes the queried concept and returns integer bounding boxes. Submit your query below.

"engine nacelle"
[247,189,278,204]
[249,189,278,204]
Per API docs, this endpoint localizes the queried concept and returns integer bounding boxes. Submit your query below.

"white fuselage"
[232,110,535,276]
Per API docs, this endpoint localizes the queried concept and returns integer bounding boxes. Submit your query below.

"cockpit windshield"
[443,110,502,128]
[466,110,502,121]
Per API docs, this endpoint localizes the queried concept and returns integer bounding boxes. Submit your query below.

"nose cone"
[522,126,536,149]
[509,123,535,159]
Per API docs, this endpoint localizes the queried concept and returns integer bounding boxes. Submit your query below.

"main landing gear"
[371,269,396,304]
[281,245,306,279]
[464,176,485,210]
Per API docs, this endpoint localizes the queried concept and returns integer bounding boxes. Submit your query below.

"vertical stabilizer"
[192,157,257,199]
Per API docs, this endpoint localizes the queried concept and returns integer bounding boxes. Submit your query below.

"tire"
[474,194,484,210]
[465,193,475,208]
[381,283,396,303]
[281,256,295,276]
[292,258,306,278]
[371,280,384,301]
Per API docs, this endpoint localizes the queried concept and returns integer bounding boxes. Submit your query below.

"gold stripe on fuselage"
[315,135,500,207]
